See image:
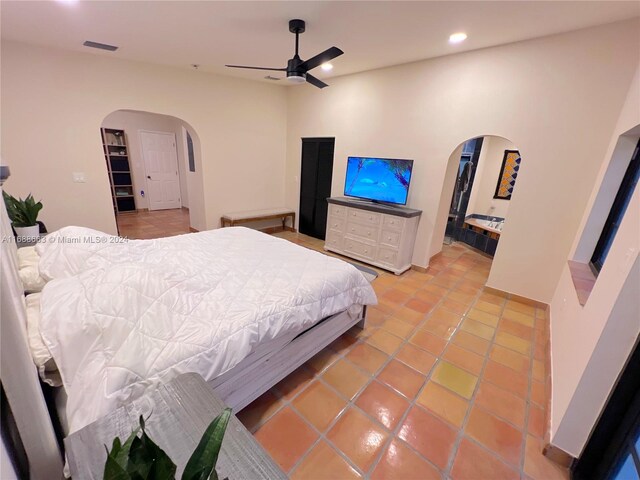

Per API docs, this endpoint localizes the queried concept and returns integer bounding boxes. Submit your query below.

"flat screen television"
[344,156,414,205]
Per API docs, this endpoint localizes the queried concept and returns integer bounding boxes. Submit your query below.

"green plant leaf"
[181,408,232,480]
[125,416,177,480]
[104,452,132,480]
[115,429,142,468]
[103,424,142,479]
[2,191,42,227]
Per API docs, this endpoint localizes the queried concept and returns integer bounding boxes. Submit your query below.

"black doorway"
[573,339,640,480]
[446,137,484,241]
[299,137,335,240]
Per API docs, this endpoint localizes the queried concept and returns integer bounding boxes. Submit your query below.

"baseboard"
[260,226,296,234]
[543,443,575,468]
[483,286,548,309]
[410,264,429,273]
[135,207,188,213]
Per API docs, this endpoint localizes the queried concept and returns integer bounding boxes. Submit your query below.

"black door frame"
[298,137,335,240]
[573,338,640,479]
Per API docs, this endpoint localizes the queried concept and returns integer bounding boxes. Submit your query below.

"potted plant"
[104,408,232,480]
[2,191,43,240]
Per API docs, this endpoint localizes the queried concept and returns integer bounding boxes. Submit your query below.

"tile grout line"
[301,236,537,477]
[360,247,477,478]
[293,243,480,478]
[244,241,531,478]
[519,307,542,478]
[362,248,490,478]
[440,276,503,477]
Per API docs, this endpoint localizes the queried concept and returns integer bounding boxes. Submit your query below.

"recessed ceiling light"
[321,63,333,71]
[56,0,79,4]
[449,32,468,44]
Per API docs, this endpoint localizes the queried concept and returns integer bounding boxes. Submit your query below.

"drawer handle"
[351,228,355,232]
[367,232,371,236]
[364,249,368,254]
[352,213,356,216]
[390,220,394,224]
[369,216,373,220]
[388,236,392,241]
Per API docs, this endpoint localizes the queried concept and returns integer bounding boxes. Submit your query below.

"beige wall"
[0,41,288,234]
[102,110,193,210]
[467,136,516,219]
[549,65,640,456]
[285,19,639,303]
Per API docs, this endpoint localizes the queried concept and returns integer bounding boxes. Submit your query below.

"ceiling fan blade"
[225,65,286,71]
[300,47,344,71]
[306,73,329,89]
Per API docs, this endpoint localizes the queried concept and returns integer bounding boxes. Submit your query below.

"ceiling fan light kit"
[225,19,343,89]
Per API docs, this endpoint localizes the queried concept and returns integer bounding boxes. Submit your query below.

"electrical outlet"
[72,172,86,183]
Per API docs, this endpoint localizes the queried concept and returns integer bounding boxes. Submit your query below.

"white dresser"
[324,197,422,275]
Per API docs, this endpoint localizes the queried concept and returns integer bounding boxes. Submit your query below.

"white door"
[140,131,181,210]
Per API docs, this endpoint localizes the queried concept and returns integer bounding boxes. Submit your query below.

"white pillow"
[25,293,61,387]
[35,226,120,280]
[17,246,47,293]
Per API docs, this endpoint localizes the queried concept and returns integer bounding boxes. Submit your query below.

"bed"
[0,206,376,476]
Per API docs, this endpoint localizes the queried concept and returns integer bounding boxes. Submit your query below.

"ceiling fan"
[225,19,343,89]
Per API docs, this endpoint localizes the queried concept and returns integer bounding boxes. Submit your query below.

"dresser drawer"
[325,230,343,250]
[344,237,376,261]
[346,222,378,242]
[327,217,346,233]
[329,204,347,218]
[347,208,381,226]
[382,215,405,231]
[376,247,398,267]
[380,229,401,248]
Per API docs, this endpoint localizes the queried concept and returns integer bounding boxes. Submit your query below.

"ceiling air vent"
[264,75,281,81]
[83,41,118,52]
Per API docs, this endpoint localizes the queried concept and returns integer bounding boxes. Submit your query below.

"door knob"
[147,176,151,179]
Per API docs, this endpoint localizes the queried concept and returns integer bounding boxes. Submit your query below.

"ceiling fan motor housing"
[286,56,306,82]
[289,19,306,34]
[287,19,307,82]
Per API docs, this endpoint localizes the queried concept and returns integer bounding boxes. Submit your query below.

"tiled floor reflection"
[116,215,567,479]
[116,208,190,239]
[240,232,568,480]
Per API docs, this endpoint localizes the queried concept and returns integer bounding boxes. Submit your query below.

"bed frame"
[0,203,367,478]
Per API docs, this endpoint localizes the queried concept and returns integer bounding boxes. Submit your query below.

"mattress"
[37,226,377,433]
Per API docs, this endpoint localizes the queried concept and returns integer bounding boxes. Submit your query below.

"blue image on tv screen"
[344,157,414,205]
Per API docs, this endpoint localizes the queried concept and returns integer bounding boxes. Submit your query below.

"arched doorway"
[101,109,204,238]
[440,135,522,258]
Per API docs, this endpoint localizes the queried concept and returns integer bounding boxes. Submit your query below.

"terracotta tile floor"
[116,208,190,239]
[245,232,569,480]
[114,211,568,479]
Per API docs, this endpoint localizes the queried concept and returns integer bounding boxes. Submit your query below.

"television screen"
[344,157,414,205]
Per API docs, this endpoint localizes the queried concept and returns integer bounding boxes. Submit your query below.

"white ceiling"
[2,1,638,85]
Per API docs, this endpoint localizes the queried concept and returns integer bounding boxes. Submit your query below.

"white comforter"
[37,227,376,433]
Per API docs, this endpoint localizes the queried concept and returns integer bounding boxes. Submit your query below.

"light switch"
[72,172,86,183]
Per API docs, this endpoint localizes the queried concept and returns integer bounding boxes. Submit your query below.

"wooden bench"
[220,208,296,232]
